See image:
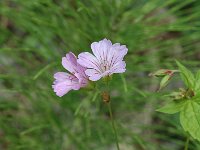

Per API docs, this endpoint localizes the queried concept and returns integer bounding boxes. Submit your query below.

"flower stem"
[184,136,190,150]
[107,101,120,150]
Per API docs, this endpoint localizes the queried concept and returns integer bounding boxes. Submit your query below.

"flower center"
[100,60,110,72]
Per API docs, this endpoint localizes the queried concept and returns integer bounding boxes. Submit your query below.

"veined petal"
[85,69,102,81]
[76,64,87,78]
[77,52,101,71]
[91,39,112,62]
[77,39,128,81]
[85,69,99,76]
[110,61,126,74]
[108,44,128,68]
[52,77,80,97]
[86,69,112,81]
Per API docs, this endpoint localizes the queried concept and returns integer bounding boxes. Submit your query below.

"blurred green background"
[0,0,200,149]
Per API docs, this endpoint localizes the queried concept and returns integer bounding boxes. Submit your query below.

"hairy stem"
[107,102,120,150]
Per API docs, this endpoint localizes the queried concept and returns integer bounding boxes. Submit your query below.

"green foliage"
[157,100,186,114]
[194,70,200,92]
[1,0,200,149]
[180,100,200,141]
[176,60,195,89]
[157,62,200,142]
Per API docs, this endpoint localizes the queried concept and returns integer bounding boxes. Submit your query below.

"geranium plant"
[52,39,128,150]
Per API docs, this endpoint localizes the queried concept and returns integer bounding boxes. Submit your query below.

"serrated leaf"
[176,60,195,89]
[156,100,187,114]
[180,101,200,141]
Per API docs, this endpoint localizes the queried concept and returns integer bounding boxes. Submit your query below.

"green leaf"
[194,70,200,92]
[156,100,187,114]
[180,101,200,141]
[176,60,195,89]
[192,92,200,103]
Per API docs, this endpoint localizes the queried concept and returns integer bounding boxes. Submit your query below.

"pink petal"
[108,44,128,68]
[110,61,126,74]
[54,72,71,81]
[52,83,72,97]
[79,79,88,87]
[89,75,101,81]
[85,69,102,81]
[85,69,100,76]
[91,39,112,62]
[62,52,77,74]
[76,64,87,79]
[77,52,101,72]
[53,52,89,97]
[52,77,80,97]
[53,71,82,97]
[75,39,128,82]
[113,44,128,57]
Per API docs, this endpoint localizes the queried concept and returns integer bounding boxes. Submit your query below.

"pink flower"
[52,52,88,97]
[77,39,128,81]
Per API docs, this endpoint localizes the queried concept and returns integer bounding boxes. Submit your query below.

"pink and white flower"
[77,39,128,81]
[52,52,88,97]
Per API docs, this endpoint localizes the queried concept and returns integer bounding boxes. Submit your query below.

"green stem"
[184,136,190,150]
[107,102,120,150]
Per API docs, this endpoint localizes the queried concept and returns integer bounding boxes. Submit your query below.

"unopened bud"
[149,69,178,77]
[158,74,172,90]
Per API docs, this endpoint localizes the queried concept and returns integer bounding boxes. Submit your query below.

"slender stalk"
[103,76,120,150]
[184,136,190,150]
[107,101,120,150]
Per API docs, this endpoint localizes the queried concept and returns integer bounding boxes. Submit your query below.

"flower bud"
[149,69,178,77]
[159,74,172,90]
